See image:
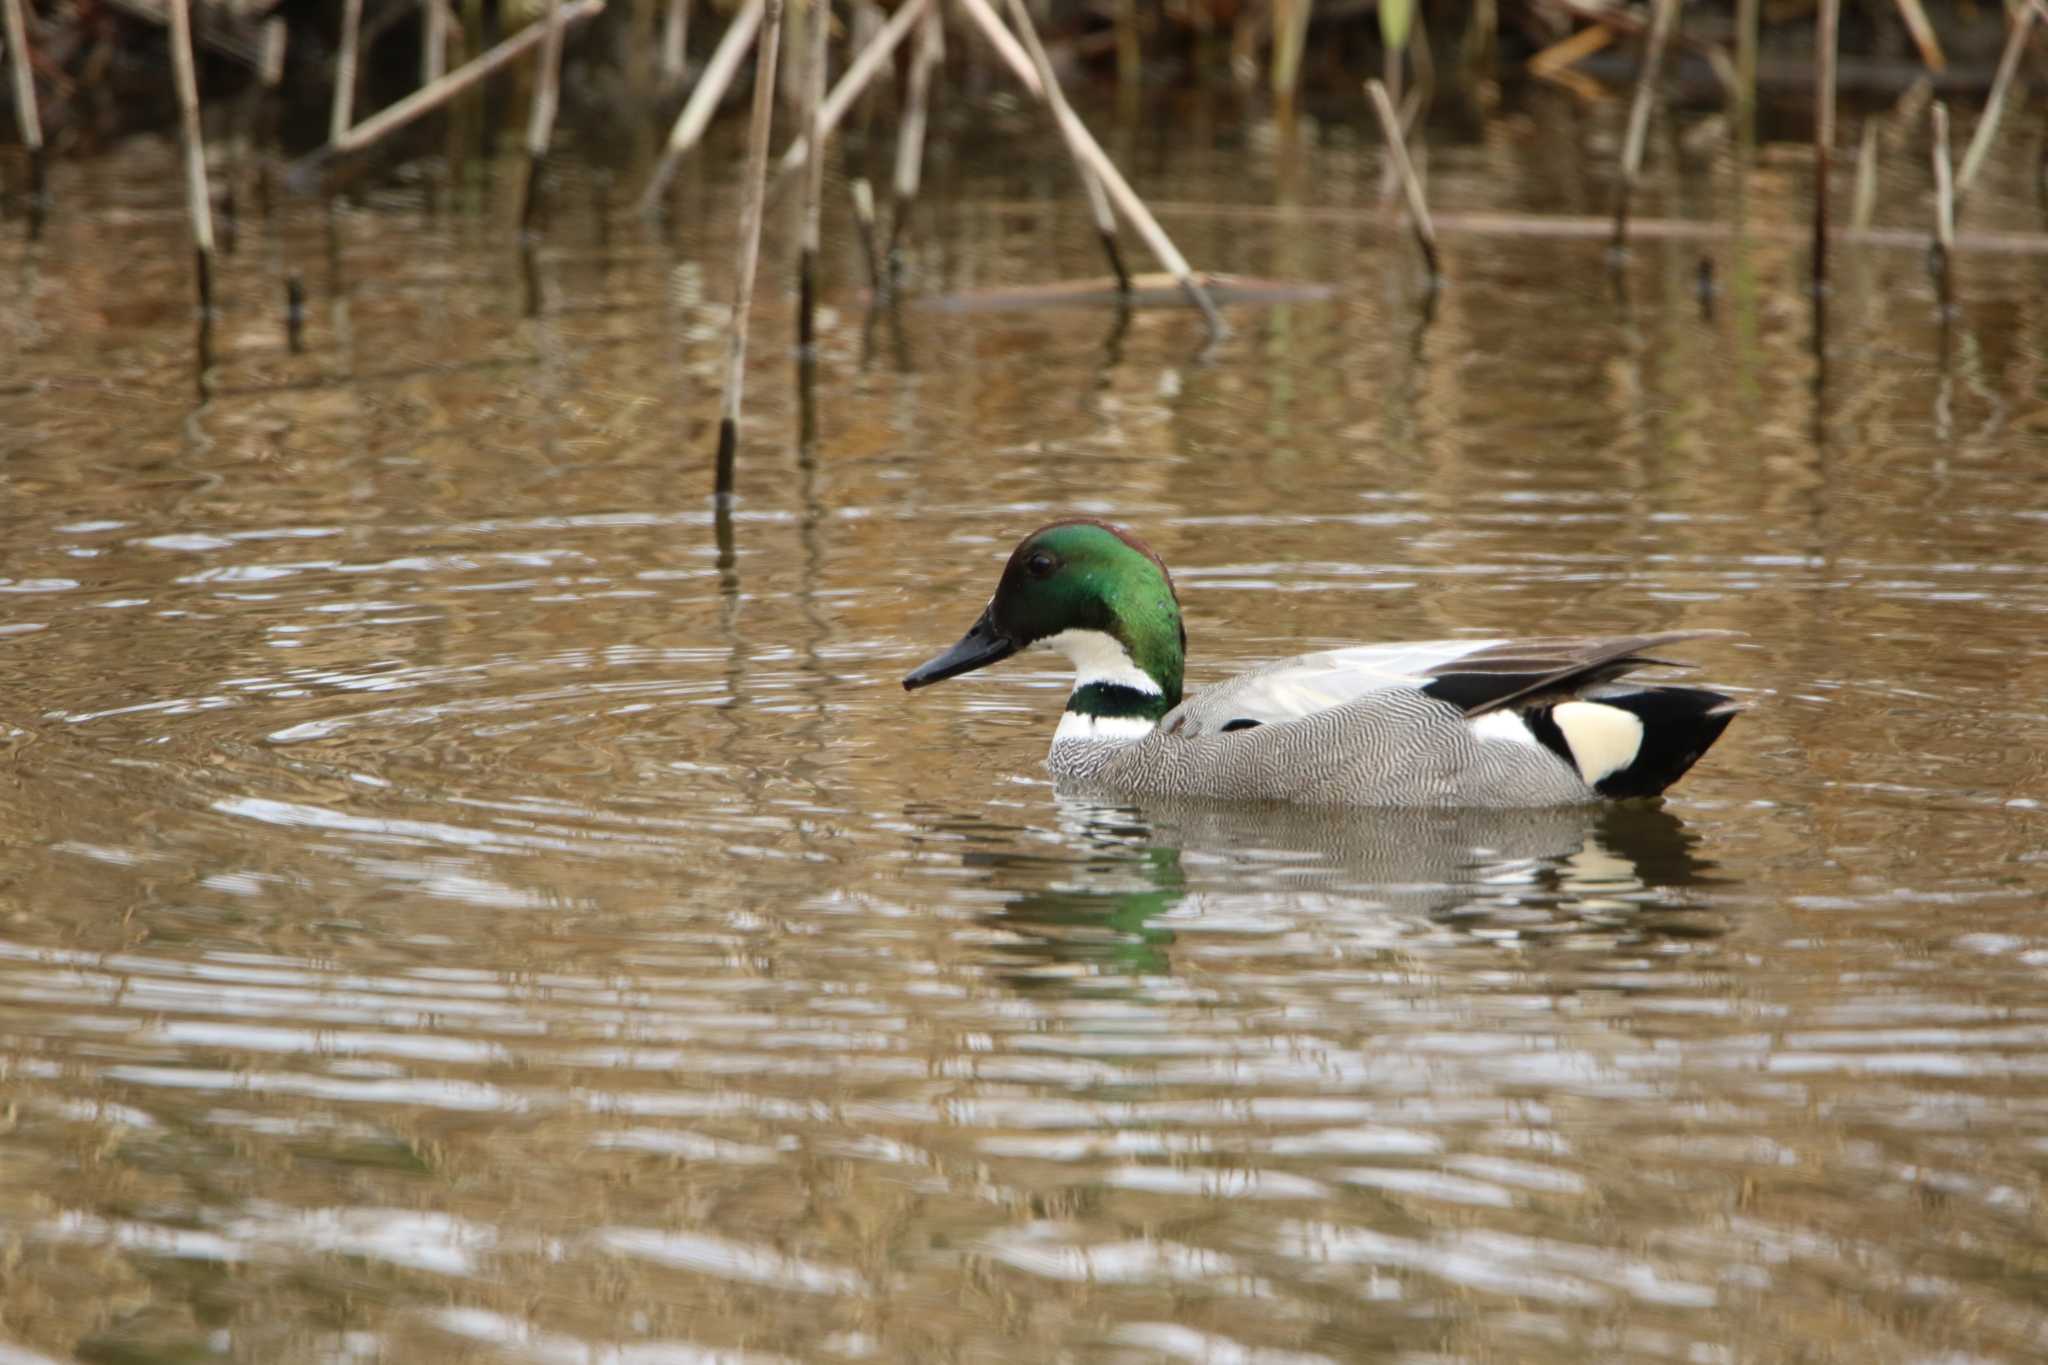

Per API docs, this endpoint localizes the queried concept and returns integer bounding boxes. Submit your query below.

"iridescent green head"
[903,520,1185,718]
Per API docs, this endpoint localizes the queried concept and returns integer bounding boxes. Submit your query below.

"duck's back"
[1049,634,1738,808]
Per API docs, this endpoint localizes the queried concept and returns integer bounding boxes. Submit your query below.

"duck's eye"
[1025,551,1056,579]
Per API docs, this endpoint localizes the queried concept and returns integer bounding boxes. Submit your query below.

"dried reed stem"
[1610,0,1678,255]
[850,177,880,288]
[167,0,213,260]
[296,0,604,168]
[1930,99,1954,308]
[1812,0,1838,296]
[797,0,828,348]
[1366,76,1438,282]
[1890,0,1945,72]
[1003,0,1225,334]
[955,0,1128,288]
[3,0,42,155]
[422,0,448,82]
[1956,0,2037,204]
[886,2,941,265]
[714,0,783,499]
[331,0,363,141]
[521,0,566,232]
[640,0,764,212]
[659,0,690,82]
[1851,117,1878,232]
[259,15,286,85]
[772,0,926,183]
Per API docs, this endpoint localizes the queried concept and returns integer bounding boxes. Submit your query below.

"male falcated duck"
[903,520,1739,807]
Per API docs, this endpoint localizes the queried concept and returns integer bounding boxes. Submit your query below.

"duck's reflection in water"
[969,798,1726,988]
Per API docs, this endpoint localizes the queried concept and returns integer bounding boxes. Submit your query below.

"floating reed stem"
[954,0,1128,290]
[1002,0,1225,334]
[1956,0,2038,208]
[1851,117,1878,232]
[1610,0,1678,256]
[1930,99,1954,310]
[639,0,763,213]
[331,0,363,142]
[291,0,604,176]
[714,0,783,500]
[1366,76,1439,284]
[1812,0,1838,298]
[520,0,566,235]
[3,0,44,211]
[422,0,448,83]
[797,0,827,349]
[886,2,942,270]
[771,0,927,184]
[659,0,690,82]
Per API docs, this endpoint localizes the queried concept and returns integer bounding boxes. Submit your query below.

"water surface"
[3,104,2048,1362]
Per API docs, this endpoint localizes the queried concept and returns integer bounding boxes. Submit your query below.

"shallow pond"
[3,94,2048,1362]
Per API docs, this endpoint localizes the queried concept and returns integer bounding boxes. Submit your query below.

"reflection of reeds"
[714,0,783,500]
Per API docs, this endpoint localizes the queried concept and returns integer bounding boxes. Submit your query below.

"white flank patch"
[1469,709,1541,748]
[1039,629,1162,696]
[1552,701,1646,784]
[1054,711,1157,744]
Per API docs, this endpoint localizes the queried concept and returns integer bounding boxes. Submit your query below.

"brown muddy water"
[3,99,2048,1363]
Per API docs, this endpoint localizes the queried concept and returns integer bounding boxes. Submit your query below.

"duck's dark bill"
[903,609,1020,690]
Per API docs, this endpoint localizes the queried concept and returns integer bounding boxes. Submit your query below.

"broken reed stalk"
[1955,0,2038,207]
[797,0,827,349]
[167,0,214,310]
[1930,100,1954,310]
[292,0,605,173]
[1812,0,1838,297]
[953,0,1129,290]
[521,0,566,234]
[1366,77,1439,283]
[1851,117,1878,232]
[771,0,927,184]
[3,0,43,206]
[714,0,783,500]
[1890,0,1945,72]
[639,0,764,212]
[331,0,364,142]
[421,0,448,83]
[1610,0,1678,256]
[1002,0,1226,334]
[849,177,880,287]
[659,0,690,82]
[886,2,941,268]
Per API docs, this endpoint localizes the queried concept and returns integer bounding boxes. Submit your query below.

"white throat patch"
[1039,629,1162,697]
[1053,711,1157,743]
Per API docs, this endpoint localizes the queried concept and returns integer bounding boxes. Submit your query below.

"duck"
[902,519,1740,808]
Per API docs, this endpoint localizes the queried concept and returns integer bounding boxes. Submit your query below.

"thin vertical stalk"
[1272,0,1310,122]
[660,0,690,82]
[1930,99,1954,311]
[332,0,364,142]
[521,0,565,235]
[798,0,828,348]
[1956,0,2037,206]
[168,0,214,382]
[1611,0,1678,255]
[886,1,941,269]
[422,0,449,83]
[1003,0,1224,333]
[714,0,784,499]
[3,0,43,184]
[1114,0,1138,95]
[1851,117,1878,232]
[1812,0,1838,299]
[849,177,879,288]
[639,0,764,211]
[953,0,1128,289]
[1734,0,1758,151]
[1366,76,1438,283]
